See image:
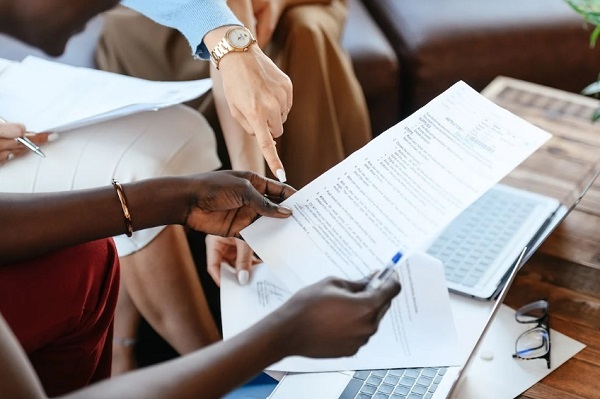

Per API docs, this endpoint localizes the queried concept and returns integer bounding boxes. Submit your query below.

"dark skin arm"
[0,170,294,265]
[0,274,398,399]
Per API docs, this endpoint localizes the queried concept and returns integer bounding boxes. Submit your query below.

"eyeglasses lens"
[515,327,550,359]
[514,299,550,367]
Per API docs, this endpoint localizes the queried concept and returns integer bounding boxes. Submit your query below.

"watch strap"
[210,26,256,69]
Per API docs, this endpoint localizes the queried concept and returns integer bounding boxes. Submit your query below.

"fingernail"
[237,269,250,286]
[47,133,59,142]
[277,206,292,215]
[276,169,287,183]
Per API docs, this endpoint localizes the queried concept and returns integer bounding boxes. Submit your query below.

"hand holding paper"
[222,253,462,372]
[222,263,401,362]
[227,81,551,372]
[241,81,551,293]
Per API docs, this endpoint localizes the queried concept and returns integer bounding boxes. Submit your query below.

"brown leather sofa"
[342,0,400,136]
[344,0,599,127]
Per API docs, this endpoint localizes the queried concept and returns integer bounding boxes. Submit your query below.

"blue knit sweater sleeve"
[121,0,242,59]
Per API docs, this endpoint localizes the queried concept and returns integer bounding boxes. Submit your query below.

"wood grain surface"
[482,77,600,399]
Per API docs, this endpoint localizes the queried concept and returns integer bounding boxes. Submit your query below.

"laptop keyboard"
[426,186,541,288]
[338,367,448,399]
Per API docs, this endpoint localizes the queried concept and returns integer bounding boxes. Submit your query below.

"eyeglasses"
[512,299,551,369]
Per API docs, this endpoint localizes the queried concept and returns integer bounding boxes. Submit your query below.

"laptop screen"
[447,165,600,397]
[446,247,528,397]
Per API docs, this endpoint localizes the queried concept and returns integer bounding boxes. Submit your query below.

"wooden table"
[482,77,600,399]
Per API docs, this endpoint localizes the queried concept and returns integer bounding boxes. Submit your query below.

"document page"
[221,253,461,372]
[0,56,212,132]
[241,81,551,292]
[0,57,14,74]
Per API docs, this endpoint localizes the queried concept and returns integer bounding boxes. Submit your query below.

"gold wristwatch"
[210,26,257,69]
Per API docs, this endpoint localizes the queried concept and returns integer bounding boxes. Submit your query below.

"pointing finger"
[253,122,287,182]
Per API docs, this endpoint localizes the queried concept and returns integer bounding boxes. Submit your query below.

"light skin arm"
[0,275,401,399]
[0,171,294,266]
[204,26,292,180]
[206,0,266,284]
[212,0,265,175]
[205,0,336,284]
[204,0,291,285]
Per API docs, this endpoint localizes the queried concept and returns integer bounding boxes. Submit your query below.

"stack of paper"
[0,56,212,132]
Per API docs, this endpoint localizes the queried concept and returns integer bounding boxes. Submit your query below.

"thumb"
[244,186,292,219]
[235,241,254,286]
[206,235,224,287]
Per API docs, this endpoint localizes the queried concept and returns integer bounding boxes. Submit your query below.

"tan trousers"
[97,0,370,188]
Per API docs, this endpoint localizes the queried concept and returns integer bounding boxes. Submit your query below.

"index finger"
[252,121,287,182]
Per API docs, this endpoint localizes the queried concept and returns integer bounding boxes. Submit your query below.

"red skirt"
[0,238,120,397]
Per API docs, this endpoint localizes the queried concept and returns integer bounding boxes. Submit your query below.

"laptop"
[269,248,529,399]
[425,172,599,300]
[269,170,600,399]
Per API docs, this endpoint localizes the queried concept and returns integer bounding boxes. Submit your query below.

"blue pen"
[366,251,403,291]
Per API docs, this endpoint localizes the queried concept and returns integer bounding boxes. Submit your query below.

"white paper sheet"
[221,253,461,372]
[449,302,586,399]
[0,56,212,132]
[241,81,551,293]
[0,57,15,73]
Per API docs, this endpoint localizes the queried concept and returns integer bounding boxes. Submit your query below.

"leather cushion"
[342,0,400,135]
[364,0,599,116]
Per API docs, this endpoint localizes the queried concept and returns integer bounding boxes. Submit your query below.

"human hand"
[274,273,401,358]
[215,42,293,182]
[183,170,295,236]
[0,121,50,164]
[206,235,261,286]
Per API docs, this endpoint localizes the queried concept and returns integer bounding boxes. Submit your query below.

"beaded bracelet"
[112,179,133,237]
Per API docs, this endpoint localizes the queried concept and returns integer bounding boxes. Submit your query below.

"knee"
[278,2,347,46]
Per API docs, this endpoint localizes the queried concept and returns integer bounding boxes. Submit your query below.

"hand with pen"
[0,118,53,163]
[273,274,401,358]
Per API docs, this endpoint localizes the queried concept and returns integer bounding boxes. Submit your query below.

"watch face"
[227,28,252,48]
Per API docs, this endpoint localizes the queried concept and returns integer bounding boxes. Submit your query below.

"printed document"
[221,253,461,372]
[241,81,551,293]
[0,56,212,132]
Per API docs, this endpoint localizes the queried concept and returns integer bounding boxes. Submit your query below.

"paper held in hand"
[241,81,551,293]
[0,55,212,133]
[222,253,462,373]
[230,81,551,372]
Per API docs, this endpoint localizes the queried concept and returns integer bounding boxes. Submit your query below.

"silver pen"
[15,136,46,157]
[0,116,46,157]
